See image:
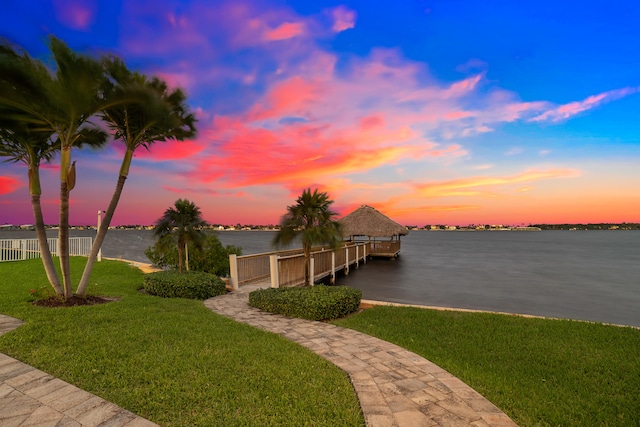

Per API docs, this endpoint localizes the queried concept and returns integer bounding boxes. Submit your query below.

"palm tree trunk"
[304,245,311,286]
[30,193,63,295]
[77,174,127,296]
[59,180,72,299]
[177,241,184,274]
[58,145,72,299]
[185,243,189,271]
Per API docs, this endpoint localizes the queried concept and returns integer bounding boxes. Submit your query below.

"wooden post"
[229,254,239,290]
[310,256,315,286]
[345,247,350,275]
[363,243,367,264]
[331,251,336,284]
[270,254,279,288]
[356,244,359,268]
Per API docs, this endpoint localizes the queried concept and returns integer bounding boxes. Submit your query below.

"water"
[2,229,639,327]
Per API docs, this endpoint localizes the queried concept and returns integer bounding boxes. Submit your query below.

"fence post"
[310,256,315,286]
[331,251,336,284]
[21,239,26,261]
[270,254,279,288]
[355,245,359,269]
[345,247,350,275]
[229,254,239,290]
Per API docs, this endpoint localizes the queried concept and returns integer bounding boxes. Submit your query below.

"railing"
[369,240,401,256]
[229,248,303,286]
[229,242,368,289]
[0,237,93,262]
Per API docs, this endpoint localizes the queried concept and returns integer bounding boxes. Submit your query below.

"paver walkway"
[205,285,519,427]
[0,314,158,427]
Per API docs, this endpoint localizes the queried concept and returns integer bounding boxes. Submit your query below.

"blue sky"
[1,0,639,226]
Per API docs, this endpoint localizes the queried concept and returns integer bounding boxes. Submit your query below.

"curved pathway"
[0,314,158,427]
[205,285,518,427]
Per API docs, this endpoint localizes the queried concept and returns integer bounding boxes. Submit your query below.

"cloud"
[530,87,638,122]
[0,176,22,195]
[54,0,96,30]
[330,6,356,32]
[264,22,306,41]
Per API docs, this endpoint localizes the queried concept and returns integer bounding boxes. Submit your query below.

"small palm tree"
[76,58,197,295]
[152,199,207,274]
[273,188,342,286]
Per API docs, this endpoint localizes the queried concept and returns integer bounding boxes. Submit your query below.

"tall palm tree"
[1,39,107,298]
[273,188,342,286]
[1,37,109,299]
[152,199,207,274]
[0,125,62,293]
[46,37,110,298]
[76,58,197,295]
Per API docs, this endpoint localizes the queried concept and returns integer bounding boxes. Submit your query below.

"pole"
[97,210,102,262]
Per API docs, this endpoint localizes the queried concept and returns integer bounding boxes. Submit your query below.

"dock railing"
[368,240,401,257]
[229,242,368,289]
[0,237,93,262]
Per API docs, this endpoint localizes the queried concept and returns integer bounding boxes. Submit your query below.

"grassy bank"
[0,258,364,426]
[334,305,640,426]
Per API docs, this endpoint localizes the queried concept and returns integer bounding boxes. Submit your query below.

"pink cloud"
[0,176,22,195]
[264,22,306,41]
[530,87,638,122]
[330,6,356,32]
[54,0,96,30]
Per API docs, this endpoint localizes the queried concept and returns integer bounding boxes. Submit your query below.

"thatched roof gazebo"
[339,205,409,257]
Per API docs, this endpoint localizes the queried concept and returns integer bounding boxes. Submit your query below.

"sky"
[1,0,639,227]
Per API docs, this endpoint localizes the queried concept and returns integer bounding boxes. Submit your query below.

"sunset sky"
[1,0,639,227]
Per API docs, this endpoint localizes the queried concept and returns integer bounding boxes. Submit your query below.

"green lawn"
[3,259,639,426]
[334,305,640,426]
[0,258,364,427]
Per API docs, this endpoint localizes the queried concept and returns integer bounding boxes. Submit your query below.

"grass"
[0,258,364,427]
[333,305,640,426]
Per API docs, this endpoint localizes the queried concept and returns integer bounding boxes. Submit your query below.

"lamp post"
[97,210,103,262]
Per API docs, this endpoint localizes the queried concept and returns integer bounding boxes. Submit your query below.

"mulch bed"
[33,295,117,308]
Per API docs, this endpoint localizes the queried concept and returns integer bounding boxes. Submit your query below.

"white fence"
[0,237,93,262]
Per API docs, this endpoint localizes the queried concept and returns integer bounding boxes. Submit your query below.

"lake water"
[2,229,639,327]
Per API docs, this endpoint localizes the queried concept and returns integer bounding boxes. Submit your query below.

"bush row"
[143,270,226,300]
[248,285,362,321]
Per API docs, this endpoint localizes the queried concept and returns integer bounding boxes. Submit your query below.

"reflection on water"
[2,229,639,327]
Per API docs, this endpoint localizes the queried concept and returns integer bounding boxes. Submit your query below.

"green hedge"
[143,270,226,300]
[248,285,362,321]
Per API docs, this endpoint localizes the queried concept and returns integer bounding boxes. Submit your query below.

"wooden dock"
[229,242,368,289]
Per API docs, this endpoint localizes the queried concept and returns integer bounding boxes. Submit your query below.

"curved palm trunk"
[77,174,127,296]
[29,168,63,295]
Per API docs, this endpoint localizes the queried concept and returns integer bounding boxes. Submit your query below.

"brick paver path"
[0,314,158,427]
[205,285,519,427]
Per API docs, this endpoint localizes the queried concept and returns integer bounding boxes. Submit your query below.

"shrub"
[143,270,226,299]
[145,233,242,276]
[248,285,362,321]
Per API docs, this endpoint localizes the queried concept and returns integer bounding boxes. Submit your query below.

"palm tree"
[1,39,108,298]
[0,37,109,299]
[76,58,197,295]
[273,188,342,286]
[152,199,207,274]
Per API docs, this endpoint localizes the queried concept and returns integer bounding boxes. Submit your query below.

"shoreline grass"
[0,258,364,426]
[334,305,640,426]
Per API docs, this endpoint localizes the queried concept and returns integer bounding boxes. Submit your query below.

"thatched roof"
[339,205,409,238]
